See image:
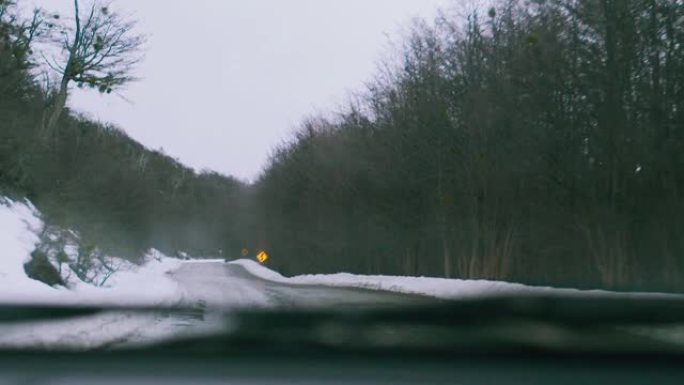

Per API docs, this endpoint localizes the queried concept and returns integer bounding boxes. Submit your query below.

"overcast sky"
[29,0,452,181]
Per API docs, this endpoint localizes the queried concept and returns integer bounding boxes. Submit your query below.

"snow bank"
[231,259,290,282]
[0,197,199,350]
[66,251,185,307]
[231,259,679,300]
[0,197,184,306]
[0,198,58,303]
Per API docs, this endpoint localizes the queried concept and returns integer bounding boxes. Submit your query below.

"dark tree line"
[253,0,684,292]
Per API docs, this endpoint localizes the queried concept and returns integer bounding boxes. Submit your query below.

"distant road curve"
[169,261,433,310]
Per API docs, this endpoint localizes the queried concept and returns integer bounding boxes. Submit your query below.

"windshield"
[1,0,684,370]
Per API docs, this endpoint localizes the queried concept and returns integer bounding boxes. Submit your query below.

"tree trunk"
[44,77,69,133]
[44,0,80,133]
[442,236,451,278]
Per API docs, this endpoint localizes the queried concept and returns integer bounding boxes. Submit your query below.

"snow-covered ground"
[1,195,681,350]
[0,197,185,306]
[0,197,57,302]
[5,195,678,308]
[232,259,680,301]
[0,197,197,349]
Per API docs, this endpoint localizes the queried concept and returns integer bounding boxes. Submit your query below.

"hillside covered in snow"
[0,197,184,306]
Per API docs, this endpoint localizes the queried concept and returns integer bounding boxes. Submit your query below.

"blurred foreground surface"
[3,295,684,384]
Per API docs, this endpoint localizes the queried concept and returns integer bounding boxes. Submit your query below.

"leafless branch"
[42,0,145,131]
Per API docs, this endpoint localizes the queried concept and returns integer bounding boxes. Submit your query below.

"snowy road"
[0,261,431,350]
[171,261,432,310]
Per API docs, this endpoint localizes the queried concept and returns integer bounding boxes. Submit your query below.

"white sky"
[28,1,452,182]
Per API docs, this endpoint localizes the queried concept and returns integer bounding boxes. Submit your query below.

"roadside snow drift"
[230,260,679,300]
[0,197,57,302]
[0,197,184,306]
[0,198,196,350]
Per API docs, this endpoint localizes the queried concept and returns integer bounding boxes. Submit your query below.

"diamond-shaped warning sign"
[256,251,269,264]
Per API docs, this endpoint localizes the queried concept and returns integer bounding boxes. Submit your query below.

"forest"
[2,0,684,292]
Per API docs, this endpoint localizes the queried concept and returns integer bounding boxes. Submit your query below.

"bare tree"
[43,0,144,132]
[0,1,43,68]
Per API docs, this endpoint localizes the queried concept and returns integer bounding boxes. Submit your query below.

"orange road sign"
[256,251,269,264]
